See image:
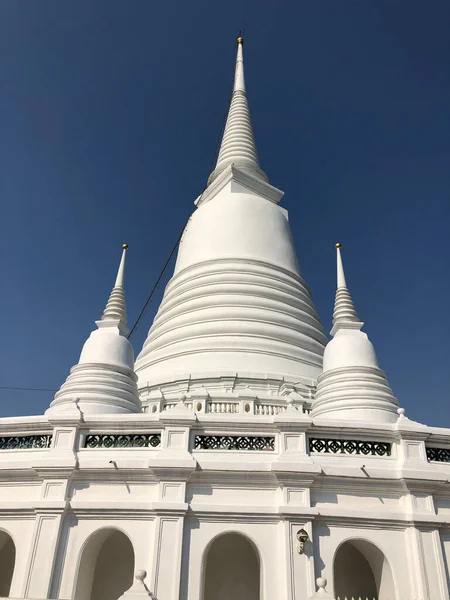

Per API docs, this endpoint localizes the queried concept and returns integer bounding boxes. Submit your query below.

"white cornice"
[197,165,284,207]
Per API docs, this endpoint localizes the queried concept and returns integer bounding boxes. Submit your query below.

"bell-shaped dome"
[135,171,327,389]
[323,329,378,372]
[78,328,134,370]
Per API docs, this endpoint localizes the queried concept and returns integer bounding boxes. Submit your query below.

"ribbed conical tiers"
[312,244,398,423]
[47,245,142,416]
[135,40,327,406]
[208,38,268,186]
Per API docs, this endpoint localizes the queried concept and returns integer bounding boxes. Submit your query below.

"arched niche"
[74,528,135,600]
[203,532,260,600]
[0,530,15,597]
[333,538,395,600]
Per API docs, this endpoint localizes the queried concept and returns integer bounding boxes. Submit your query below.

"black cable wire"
[2,209,192,392]
[2,43,241,390]
[0,386,57,392]
[127,67,235,341]
[127,211,194,340]
[2,213,192,392]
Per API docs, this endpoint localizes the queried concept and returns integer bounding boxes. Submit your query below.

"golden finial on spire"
[236,36,244,46]
[122,243,129,250]
[335,242,342,249]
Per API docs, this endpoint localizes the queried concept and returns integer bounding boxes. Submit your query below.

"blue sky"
[1,0,449,425]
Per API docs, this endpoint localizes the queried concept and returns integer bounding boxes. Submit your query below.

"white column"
[22,510,65,598]
[149,513,185,600]
[281,519,316,600]
[22,416,80,598]
[405,526,430,599]
[148,405,195,600]
[404,524,450,599]
[431,528,450,600]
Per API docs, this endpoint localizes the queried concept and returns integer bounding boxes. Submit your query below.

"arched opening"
[74,528,134,600]
[203,532,260,600]
[334,539,395,600]
[0,530,15,597]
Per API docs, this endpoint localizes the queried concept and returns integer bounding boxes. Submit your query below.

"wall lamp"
[297,528,309,554]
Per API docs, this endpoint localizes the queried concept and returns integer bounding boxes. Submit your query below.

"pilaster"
[22,414,81,598]
[150,401,197,470]
[22,511,66,598]
[149,513,186,600]
[396,416,431,476]
[272,407,319,474]
[281,518,316,600]
[405,526,431,599]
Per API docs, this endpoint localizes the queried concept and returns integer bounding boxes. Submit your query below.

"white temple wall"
[333,541,380,599]
[22,512,65,599]
[180,518,283,600]
[0,482,41,502]
[440,529,450,592]
[2,417,450,600]
[148,515,185,600]
[202,531,260,600]
[55,517,154,600]
[77,529,134,600]
[0,519,35,598]
[70,480,159,502]
[1,482,450,599]
[281,519,316,599]
[187,481,278,506]
[416,528,450,600]
[312,522,410,599]
[311,487,403,510]
[435,495,450,516]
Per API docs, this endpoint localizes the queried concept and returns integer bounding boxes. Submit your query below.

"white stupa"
[0,37,449,600]
[312,243,399,423]
[136,36,327,412]
[47,244,141,416]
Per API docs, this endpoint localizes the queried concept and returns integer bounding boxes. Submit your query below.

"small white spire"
[332,243,360,333]
[101,244,129,332]
[336,243,347,288]
[312,243,398,423]
[233,38,246,92]
[208,37,268,186]
[114,243,127,287]
[47,243,141,416]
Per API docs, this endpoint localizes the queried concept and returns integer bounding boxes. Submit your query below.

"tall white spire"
[232,36,246,92]
[207,37,268,186]
[332,243,361,332]
[100,244,128,332]
[47,245,141,416]
[312,243,398,423]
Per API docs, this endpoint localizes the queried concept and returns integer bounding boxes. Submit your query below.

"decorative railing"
[0,434,52,450]
[208,402,240,414]
[194,435,275,451]
[254,404,286,416]
[84,434,161,449]
[162,401,240,414]
[145,400,310,416]
[309,438,391,457]
[426,446,450,463]
[163,402,192,411]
